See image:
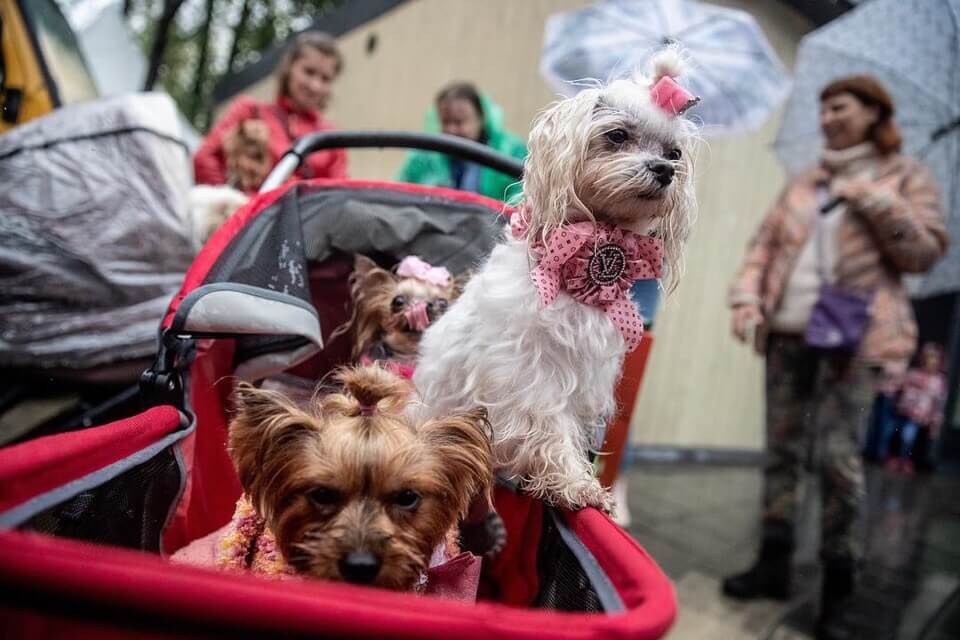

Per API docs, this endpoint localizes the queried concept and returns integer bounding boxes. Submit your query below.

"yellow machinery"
[0,0,97,133]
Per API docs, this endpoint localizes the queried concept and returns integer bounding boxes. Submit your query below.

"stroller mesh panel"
[19,447,181,552]
[207,189,311,301]
[532,507,604,613]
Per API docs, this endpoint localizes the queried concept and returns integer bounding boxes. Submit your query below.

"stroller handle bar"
[260,130,525,192]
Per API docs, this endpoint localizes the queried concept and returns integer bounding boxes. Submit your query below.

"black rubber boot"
[815,558,856,640]
[721,521,793,600]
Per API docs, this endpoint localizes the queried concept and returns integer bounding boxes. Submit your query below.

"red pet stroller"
[0,133,676,639]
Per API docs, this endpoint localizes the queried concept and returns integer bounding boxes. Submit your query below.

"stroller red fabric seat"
[0,180,676,639]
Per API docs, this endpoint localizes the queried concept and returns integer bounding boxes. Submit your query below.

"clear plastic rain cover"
[0,92,193,371]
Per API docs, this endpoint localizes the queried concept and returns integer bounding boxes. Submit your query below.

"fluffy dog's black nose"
[339,549,382,584]
[648,161,675,186]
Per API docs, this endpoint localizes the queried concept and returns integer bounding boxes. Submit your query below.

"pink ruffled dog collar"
[511,210,663,352]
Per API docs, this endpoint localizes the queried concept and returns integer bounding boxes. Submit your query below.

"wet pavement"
[620,461,960,639]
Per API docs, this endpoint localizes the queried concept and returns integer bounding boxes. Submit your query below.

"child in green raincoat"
[397,82,527,202]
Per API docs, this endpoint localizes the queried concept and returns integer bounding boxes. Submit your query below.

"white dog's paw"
[553,478,613,513]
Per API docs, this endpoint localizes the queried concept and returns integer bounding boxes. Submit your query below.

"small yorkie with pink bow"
[337,255,461,378]
[414,48,700,510]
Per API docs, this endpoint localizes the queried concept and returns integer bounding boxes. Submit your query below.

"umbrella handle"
[931,116,960,143]
[914,116,960,158]
[820,196,844,215]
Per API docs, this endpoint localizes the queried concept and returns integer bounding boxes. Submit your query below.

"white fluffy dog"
[186,184,249,251]
[413,50,699,511]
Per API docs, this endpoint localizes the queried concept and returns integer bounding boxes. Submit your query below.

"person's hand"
[831,176,895,212]
[830,176,872,203]
[731,304,763,343]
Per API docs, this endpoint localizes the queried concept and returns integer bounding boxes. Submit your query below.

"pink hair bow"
[511,210,663,352]
[396,256,452,287]
[650,76,699,116]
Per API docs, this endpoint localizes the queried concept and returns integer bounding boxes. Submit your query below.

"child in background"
[886,342,948,473]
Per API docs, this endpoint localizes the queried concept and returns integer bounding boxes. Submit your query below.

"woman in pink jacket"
[193,31,348,192]
[723,76,947,640]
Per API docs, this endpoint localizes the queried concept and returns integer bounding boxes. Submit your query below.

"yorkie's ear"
[353,254,379,277]
[419,407,493,518]
[352,254,395,288]
[229,382,317,510]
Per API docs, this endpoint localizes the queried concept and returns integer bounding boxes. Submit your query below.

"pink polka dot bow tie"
[511,210,663,352]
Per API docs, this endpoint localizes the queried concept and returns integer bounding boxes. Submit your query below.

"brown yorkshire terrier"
[336,255,462,374]
[223,118,273,193]
[226,365,494,590]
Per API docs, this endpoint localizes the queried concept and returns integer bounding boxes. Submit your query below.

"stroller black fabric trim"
[0,412,192,529]
[548,508,625,613]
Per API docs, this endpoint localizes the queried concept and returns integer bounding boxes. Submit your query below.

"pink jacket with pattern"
[729,153,948,372]
[897,369,947,429]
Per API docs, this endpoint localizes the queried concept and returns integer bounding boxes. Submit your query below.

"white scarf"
[820,141,882,179]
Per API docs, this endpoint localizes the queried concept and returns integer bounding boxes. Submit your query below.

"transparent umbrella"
[774,0,960,297]
[540,0,791,136]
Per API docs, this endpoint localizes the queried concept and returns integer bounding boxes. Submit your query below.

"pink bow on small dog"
[650,76,699,116]
[511,211,663,352]
[397,256,451,287]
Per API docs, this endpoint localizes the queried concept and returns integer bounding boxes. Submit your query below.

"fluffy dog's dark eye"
[391,490,421,511]
[605,129,628,144]
[665,148,682,161]
[391,295,407,312]
[431,298,448,313]
[309,487,341,507]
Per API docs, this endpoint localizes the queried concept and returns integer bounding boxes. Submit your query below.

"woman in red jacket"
[193,31,348,191]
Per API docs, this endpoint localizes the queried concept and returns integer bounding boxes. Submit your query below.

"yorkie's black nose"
[338,549,382,584]
[648,161,675,186]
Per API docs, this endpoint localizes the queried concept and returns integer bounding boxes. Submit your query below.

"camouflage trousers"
[763,334,877,562]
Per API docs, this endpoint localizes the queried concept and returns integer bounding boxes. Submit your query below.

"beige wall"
[238,0,813,451]
[631,1,811,451]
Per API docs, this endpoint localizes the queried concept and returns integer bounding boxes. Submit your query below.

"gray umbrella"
[774,0,960,298]
[540,0,791,136]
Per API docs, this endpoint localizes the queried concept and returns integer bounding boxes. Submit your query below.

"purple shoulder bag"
[803,194,874,352]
